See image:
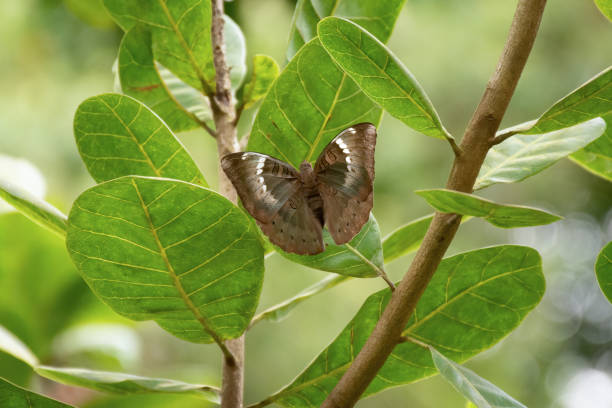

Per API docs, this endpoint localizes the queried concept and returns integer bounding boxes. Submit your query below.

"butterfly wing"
[257,187,325,255]
[315,123,377,245]
[221,152,300,223]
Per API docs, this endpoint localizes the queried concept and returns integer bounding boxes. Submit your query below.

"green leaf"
[239,55,280,110]
[570,112,612,181]
[0,180,67,237]
[118,24,205,133]
[286,0,405,59]
[416,189,561,228]
[475,118,606,190]
[522,67,611,134]
[74,93,207,186]
[0,378,73,408]
[595,0,612,20]
[382,215,472,263]
[266,245,544,406]
[66,176,264,344]
[248,38,382,168]
[430,347,526,408]
[280,215,384,278]
[0,325,220,401]
[36,366,219,401]
[596,241,612,304]
[498,67,612,182]
[382,215,433,263]
[103,0,215,93]
[250,275,349,327]
[224,15,247,92]
[318,17,449,140]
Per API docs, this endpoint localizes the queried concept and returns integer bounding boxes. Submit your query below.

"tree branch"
[210,0,243,407]
[320,1,547,406]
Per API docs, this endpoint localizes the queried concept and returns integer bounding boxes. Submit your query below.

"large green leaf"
[118,24,205,133]
[497,67,612,182]
[596,241,612,304]
[416,189,561,228]
[248,38,382,167]
[74,93,206,186]
[263,246,543,406]
[239,55,280,110]
[0,378,72,408]
[250,275,349,327]
[280,215,384,278]
[66,176,264,344]
[475,118,606,190]
[430,347,526,408]
[286,0,405,59]
[318,17,449,140]
[570,112,612,181]
[103,0,215,93]
[0,180,67,237]
[0,325,219,401]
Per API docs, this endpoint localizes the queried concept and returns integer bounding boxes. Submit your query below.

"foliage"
[0,0,610,407]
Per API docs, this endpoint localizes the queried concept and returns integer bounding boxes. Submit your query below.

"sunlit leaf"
[103,0,215,93]
[475,118,606,190]
[430,347,526,408]
[286,0,405,59]
[0,378,72,408]
[280,215,384,278]
[569,113,612,181]
[74,93,207,186]
[248,38,382,168]
[594,0,612,21]
[416,189,561,228]
[250,275,349,327]
[66,176,264,343]
[0,325,219,401]
[239,55,280,110]
[118,24,205,133]
[0,180,67,237]
[265,246,543,406]
[596,241,612,304]
[318,17,449,139]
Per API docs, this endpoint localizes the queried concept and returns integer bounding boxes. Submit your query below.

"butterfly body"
[222,123,377,255]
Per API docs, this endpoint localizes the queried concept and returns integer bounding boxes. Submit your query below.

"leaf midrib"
[130,179,226,349]
[268,261,538,402]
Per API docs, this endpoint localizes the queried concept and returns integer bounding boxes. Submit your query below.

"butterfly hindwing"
[257,187,324,255]
[315,123,377,245]
[221,152,300,223]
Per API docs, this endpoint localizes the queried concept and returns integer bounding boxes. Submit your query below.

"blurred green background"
[0,0,611,407]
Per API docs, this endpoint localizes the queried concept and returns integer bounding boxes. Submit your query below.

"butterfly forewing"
[257,188,324,255]
[221,152,300,223]
[315,123,377,245]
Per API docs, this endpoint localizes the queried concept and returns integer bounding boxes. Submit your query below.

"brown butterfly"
[221,123,376,255]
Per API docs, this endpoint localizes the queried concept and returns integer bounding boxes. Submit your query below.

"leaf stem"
[320,1,548,406]
[345,244,395,291]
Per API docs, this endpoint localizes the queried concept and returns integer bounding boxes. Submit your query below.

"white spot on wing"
[256,161,265,169]
[262,184,267,193]
[256,169,263,175]
[342,148,350,154]
[335,137,344,146]
[339,142,348,149]
[258,177,264,184]
[349,128,356,134]
[258,157,265,163]
[241,153,248,160]
[346,157,352,164]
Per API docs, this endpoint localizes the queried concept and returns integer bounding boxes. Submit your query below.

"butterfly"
[221,123,377,255]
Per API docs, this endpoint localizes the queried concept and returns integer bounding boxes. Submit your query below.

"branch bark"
[321,1,547,406]
[210,0,243,407]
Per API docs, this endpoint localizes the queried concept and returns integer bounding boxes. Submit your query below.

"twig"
[446,136,463,157]
[320,1,547,406]
[490,129,519,146]
[210,0,243,407]
[196,118,218,139]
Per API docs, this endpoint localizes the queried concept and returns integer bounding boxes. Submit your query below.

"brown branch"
[320,1,547,406]
[210,0,243,407]
[491,129,520,146]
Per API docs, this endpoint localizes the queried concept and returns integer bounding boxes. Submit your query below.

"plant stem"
[320,1,547,406]
[210,0,243,407]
